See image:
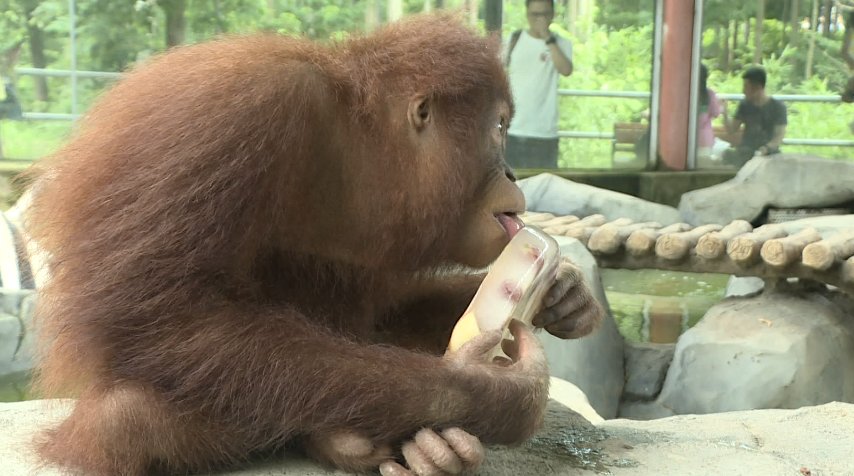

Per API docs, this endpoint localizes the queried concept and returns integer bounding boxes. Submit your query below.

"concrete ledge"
[4,381,853,475]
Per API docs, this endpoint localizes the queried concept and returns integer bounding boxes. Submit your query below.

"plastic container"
[447,226,560,356]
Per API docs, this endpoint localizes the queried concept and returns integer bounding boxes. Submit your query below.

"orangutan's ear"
[407,95,431,131]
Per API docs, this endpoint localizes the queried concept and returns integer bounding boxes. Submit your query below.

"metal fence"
[3,68,853,161]
[556,89,854,148]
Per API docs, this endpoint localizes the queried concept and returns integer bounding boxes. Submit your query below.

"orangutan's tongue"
[497,213,524,238]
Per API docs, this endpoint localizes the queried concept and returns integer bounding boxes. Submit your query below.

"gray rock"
[656,290,854,414]
[599,401,854,475]
[0,313,23,379]
[621,342,675,401]
[0,293,36,382]
[541,236,625,419]
[724,276,765,297]
[519,173,681,225]
[617,400,675,420]
[679,154,854,225]
[5,395,854,475]
[776,214,854,237]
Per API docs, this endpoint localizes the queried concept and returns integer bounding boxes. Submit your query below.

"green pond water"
[601,269,730,343]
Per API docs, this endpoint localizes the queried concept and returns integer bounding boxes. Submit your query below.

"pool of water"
[601,269,730,343]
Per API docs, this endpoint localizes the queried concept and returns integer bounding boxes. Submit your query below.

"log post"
[537,215,581,234]
[695,220,753,260]
[802,231,854,271]
[655,224,723,261]
[726,224,788,266]
[565,218,633,246]
[520,212,555,224]
[760,227,822,268]
[588,222,662,255]
[553,214,608,237]
[625,223,692,257]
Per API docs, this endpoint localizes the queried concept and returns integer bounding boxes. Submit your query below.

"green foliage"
[595,0,653,31]
[557,24,654,168]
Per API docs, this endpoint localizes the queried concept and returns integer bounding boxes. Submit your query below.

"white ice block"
[447,226,560,355]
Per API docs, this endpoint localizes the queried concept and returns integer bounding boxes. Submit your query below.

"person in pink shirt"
[696,64,723,161]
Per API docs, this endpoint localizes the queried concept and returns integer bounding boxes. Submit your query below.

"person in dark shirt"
[722,66,787,167]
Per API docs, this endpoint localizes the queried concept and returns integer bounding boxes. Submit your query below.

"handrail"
[14,67,122,80]
[555,89,850,147]
[557,89,844,103]
[6,69,853,149]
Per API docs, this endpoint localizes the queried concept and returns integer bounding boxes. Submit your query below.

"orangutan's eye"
[496,117,507,134]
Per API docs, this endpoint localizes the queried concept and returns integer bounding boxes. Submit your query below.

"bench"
[611,122,648,164]
[611,123,743,164]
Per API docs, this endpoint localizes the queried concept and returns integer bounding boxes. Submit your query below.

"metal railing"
[4,69,853,154]
[10,67,122,122]
[555,89,854,148]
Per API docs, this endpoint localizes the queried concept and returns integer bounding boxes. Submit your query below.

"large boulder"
[776,214,854,236]
[656,288,854,414]
[621,342,674,401]
[679,154,854,225]
[541,236,625,419]
[4,388,853,475]
[519,173,681,225]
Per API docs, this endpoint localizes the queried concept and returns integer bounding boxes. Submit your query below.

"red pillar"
[658,1,695,170]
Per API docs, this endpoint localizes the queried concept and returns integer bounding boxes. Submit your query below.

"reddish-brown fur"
[24,13,601,476]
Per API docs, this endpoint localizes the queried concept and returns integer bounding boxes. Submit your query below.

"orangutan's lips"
[496,213,524,238]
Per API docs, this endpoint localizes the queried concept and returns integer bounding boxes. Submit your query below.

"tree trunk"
[267,0,279,16]
[731,20,739,68]
[23,2,48,102]
[423,0,432,12]
[754,0,765,65]
[387,0,403,23]
[484,0,502,33]
[465,0,478,25]
[712,24,721,57]
[365,0,380,31]
[721,23,730,72]
[213,0,226,33]
[744,18,751,46]
[161,0,187,48]
[566,0,578,36]
[790,0,801,40]
[822,0,833,36]
[806,0,819,78]
[782,0,789,37]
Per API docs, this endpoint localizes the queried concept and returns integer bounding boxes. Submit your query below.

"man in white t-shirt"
[504,0,573,169]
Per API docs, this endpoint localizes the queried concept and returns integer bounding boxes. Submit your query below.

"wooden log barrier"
[557,214,608,239]
[726,224,788,266]
[760,227,822,268]
[655,224,723,261]
[537,215,581,234]
[588,222,662,255]
[565,218,633,246]
[695,220,753,260]
[625,223,692,257]
[802,231,854,271]
[520,212,555,224]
